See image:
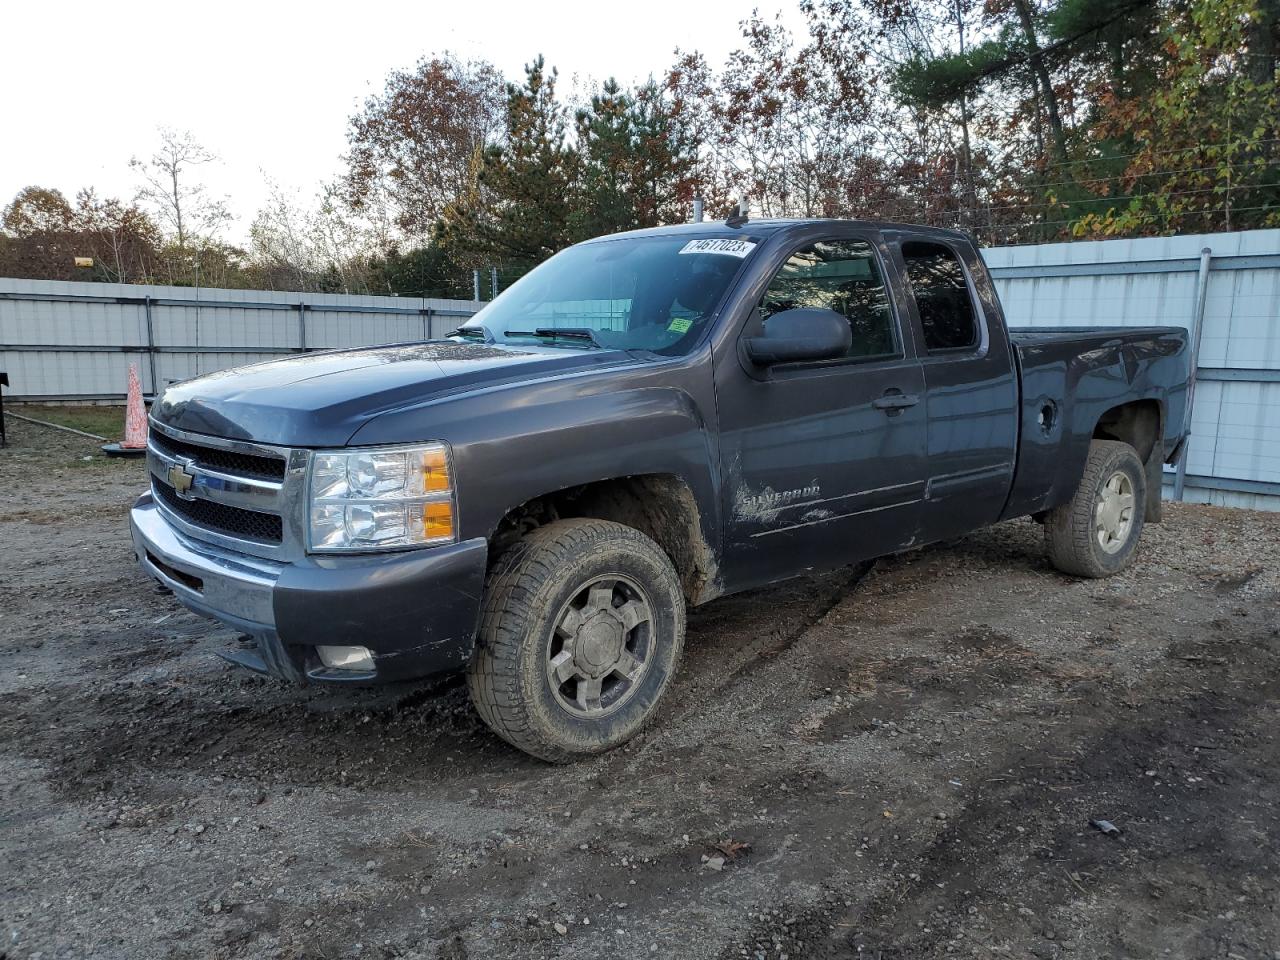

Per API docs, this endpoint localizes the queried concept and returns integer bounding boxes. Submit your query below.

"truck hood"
[151,341,633,446]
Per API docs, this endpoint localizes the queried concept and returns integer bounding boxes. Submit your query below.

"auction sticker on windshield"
[679,238,757,258]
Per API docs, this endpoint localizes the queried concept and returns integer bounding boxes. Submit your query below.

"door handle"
[873,391,920,414]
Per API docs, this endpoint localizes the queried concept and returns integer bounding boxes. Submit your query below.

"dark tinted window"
[759,239,896,361]
[901,241,979,351]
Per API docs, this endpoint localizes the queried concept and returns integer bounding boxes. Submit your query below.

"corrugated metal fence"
[0,278,484,402]
[2,227,1277,509]
[985,228,1280,511]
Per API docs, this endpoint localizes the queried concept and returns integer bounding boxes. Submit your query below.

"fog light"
[316,645,375,672]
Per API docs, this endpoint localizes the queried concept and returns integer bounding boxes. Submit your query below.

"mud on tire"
[467,519,686,762]
[1044,438,1147,578]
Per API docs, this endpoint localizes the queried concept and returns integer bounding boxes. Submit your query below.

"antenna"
[725,196,750,227]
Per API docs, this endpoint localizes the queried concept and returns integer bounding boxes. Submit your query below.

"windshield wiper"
[450,326,492,343]
[504,327,605,348]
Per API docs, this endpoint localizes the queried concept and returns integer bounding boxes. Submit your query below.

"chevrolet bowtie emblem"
[168,461,195,495]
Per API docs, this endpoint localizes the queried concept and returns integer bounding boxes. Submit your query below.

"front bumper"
[130,493,488,684]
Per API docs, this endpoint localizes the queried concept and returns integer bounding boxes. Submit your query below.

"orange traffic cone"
[102,362,149,457]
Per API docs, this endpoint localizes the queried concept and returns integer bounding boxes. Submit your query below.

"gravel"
[3,414,1279,959]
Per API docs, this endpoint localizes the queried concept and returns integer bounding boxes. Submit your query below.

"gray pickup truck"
[131,218,1192,760]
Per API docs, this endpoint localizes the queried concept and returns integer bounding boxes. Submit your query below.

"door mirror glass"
[744,308,853,365]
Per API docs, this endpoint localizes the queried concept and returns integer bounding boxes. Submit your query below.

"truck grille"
[147,423,294,552]
[153,477,284,544]
[150,429,287,481]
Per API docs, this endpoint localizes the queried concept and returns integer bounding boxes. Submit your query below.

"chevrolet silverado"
[131,218,1192,760]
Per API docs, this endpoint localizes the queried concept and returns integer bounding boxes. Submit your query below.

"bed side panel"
[1002,329,1189,519]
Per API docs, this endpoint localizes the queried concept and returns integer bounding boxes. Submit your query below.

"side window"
[900,241,979,351]
[759,239,897,361]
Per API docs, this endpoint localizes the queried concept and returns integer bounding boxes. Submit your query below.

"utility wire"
[971,174,1280,215]
[849,146,1280,195]
[975,202,1278,234]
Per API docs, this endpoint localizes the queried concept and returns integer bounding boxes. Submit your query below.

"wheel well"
[1093,400,1161,463]
[489,475,720,605]
[1093,399,1165,523]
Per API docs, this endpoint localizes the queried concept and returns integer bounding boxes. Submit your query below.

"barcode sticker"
[679,238,756,258]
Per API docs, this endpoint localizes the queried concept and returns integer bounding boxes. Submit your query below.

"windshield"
[458,234,757,354]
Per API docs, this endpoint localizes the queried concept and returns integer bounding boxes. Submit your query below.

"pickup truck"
[131,218,1192,761]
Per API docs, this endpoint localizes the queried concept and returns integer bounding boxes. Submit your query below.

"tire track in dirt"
[722,561,877,683]
[588,561,878,782]
[711,589,1280,960]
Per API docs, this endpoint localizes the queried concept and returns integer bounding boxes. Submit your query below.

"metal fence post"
[490,267,498,300]
[0,372,9,446]
[298,302,307,352]
[143,294,159,396]
[473,270,481,301]
[1173,246,1213,501]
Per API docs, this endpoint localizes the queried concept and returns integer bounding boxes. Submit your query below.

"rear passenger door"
[887,235,1018,542]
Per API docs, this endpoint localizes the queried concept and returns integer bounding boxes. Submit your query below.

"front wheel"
[468,519,686,762]
[1044,439,1147,578]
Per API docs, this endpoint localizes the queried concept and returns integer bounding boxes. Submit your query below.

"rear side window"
[759,239,897,361]
[901,241,978,351]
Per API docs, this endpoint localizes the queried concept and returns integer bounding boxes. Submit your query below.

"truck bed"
[1001,324,1193,522]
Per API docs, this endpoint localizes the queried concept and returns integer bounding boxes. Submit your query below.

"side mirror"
[744,308,852,365]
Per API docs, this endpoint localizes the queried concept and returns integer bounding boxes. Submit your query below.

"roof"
[581,218,973,244]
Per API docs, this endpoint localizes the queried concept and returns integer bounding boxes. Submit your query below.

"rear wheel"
[468,519,685,762]
[1044,439,1146,578]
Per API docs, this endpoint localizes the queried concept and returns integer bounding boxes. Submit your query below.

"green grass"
[14,404,126,439]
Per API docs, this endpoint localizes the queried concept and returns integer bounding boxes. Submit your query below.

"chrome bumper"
[130,492,284,630]
[131,489,489,684]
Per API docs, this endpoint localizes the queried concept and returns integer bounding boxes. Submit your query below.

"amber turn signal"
[420,500,454,541]
[420,447,451,492]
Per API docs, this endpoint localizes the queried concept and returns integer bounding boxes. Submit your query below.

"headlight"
[307,443,456,552]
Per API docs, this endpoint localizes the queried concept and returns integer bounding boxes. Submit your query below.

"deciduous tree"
[249,180,382,293]
[130,127,232,252]
[0,186,162,283]
[342,55,505,238]
[1074,0,1280,236]
[72,189,162,283]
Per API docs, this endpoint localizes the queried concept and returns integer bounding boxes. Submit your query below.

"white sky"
[3,0,805,244]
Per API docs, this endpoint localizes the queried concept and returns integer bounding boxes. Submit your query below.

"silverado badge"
[168,461,195,496]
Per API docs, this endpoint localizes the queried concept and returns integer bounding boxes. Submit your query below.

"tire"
[1044,439,1147,578]
[467,519,686,762]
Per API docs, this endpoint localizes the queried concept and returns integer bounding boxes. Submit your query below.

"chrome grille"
[150,429,286,481]
[152,479,284,544]
[147,420,303,559]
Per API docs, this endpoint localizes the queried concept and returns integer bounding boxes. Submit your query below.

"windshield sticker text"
[679,238,757,258]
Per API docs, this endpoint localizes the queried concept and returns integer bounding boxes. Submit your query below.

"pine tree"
[630,80,699,226]
[573,79,638,237]
[572,78,697,238]
[440,57,579,273]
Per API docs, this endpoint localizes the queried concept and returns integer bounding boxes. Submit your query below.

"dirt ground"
[3,414,1279,960]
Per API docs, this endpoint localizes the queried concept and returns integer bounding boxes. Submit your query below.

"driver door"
[714,232,930,592]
